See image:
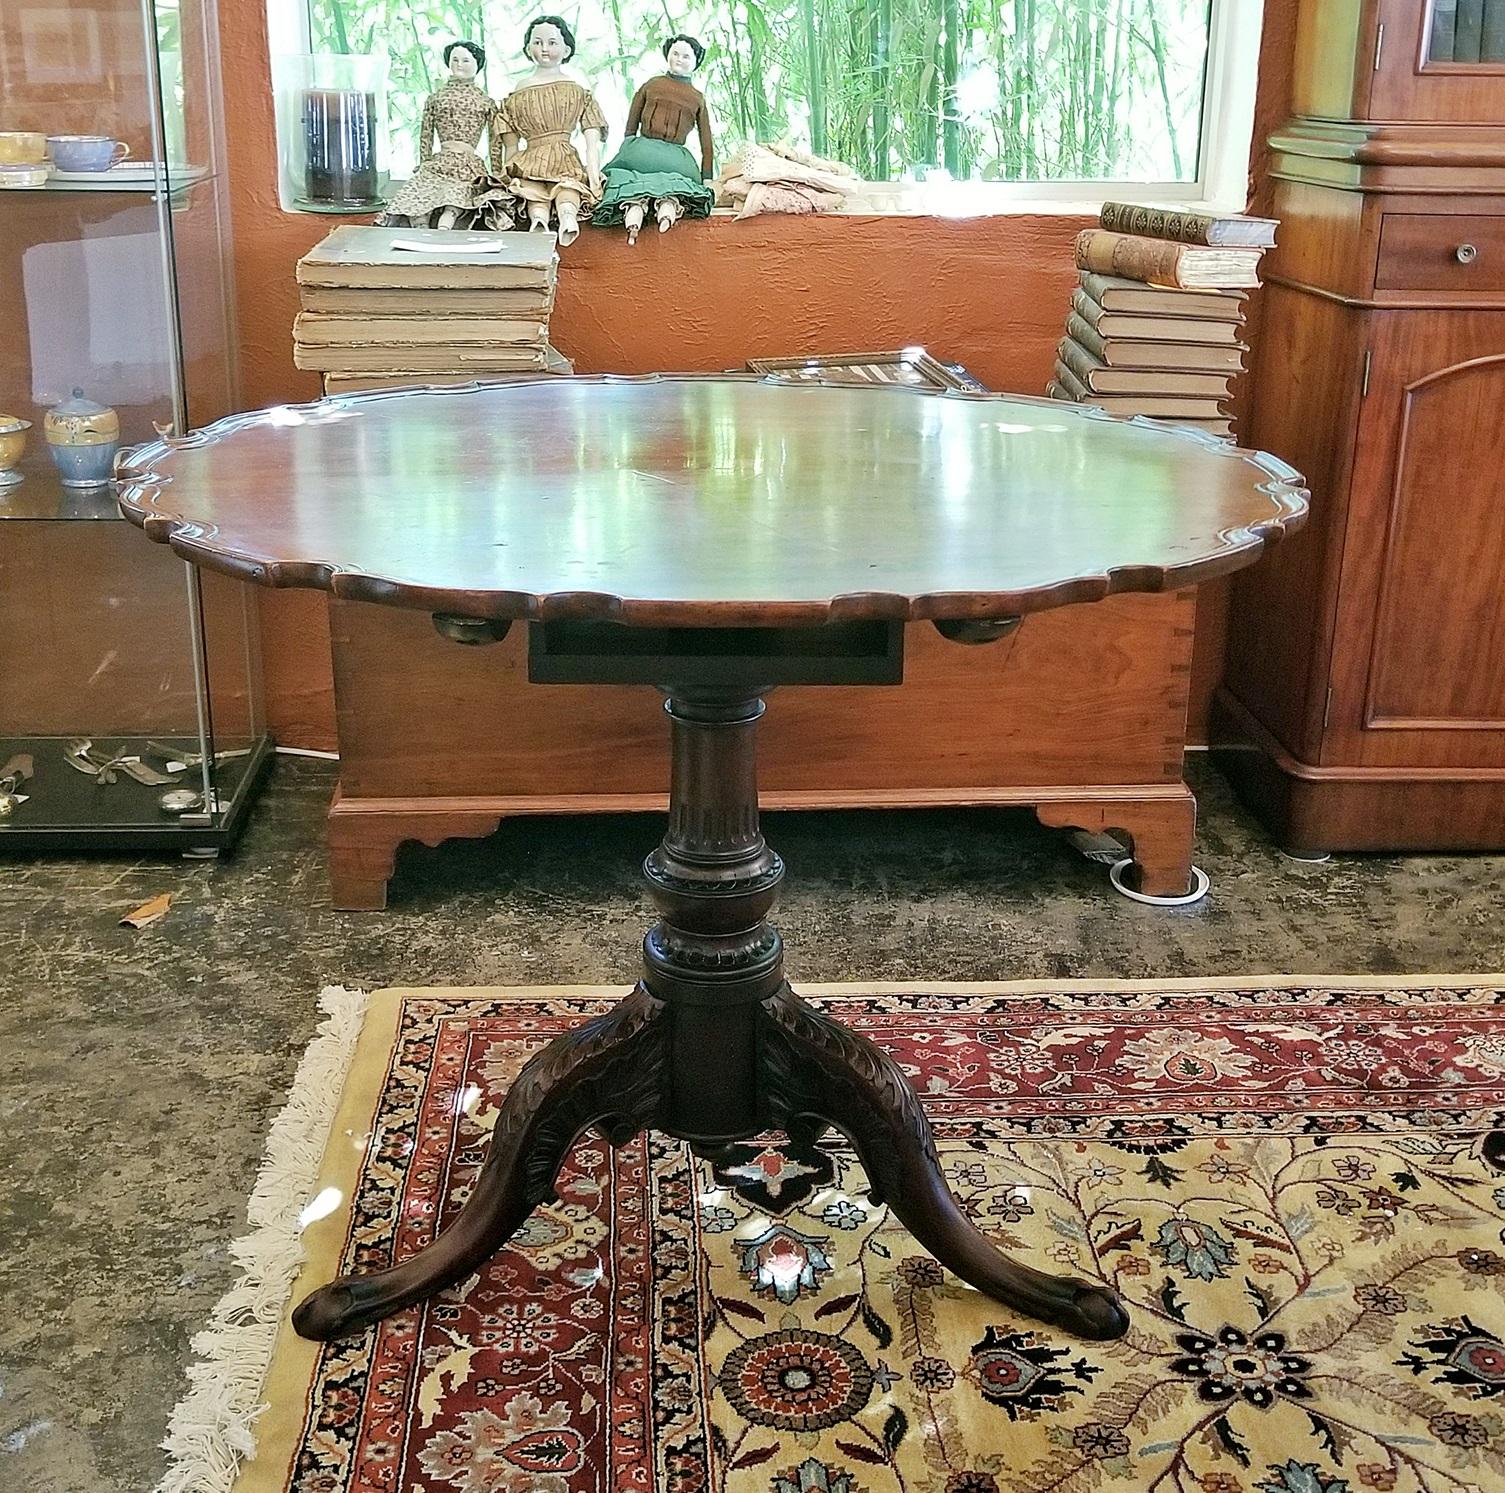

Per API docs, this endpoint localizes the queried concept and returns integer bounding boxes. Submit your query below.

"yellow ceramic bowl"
[0,416,32,481]
[0,131,47,165]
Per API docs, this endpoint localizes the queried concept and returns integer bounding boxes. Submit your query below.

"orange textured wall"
[219,0,1298,750]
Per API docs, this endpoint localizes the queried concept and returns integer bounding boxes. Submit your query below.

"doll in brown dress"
[490,16,607,246]
[377,41,506,229]
[592,34,714,243]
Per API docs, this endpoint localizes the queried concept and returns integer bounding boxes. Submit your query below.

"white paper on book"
[391,237,519,255]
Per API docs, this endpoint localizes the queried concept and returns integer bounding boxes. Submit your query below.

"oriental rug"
[174,978,1505,1493]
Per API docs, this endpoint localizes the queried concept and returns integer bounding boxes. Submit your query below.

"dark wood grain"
[119,374,1300,1342]
[116,378,1305,625]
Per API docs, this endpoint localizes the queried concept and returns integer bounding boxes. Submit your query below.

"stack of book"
[1048,203,1278,439]
[293,226,572,395]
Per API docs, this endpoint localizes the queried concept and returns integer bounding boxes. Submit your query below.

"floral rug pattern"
[271,982,1505,1493]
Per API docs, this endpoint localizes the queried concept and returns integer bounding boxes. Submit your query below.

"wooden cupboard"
[1215,0,1505,851]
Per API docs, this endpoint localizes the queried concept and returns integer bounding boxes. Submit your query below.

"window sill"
[710,195,1249,220]
[292,177,1247,223]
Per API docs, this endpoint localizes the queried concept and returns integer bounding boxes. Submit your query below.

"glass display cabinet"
[0,0,270,851]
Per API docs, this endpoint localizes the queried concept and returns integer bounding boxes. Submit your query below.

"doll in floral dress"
[378,41,506,229]
[488,15,607,246]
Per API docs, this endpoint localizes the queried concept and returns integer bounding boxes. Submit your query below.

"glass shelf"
[0,453,125,521]
[0,733,271,849]
[0,165,215,197]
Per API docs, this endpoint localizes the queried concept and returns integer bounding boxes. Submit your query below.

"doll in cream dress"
[488,15,607,246]
[378,41,508,229]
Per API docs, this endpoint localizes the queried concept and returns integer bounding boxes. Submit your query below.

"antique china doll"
[377,41,505,229]
[592,34,715,244]
[490,16,607,246]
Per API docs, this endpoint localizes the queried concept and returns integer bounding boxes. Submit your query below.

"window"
[284,0,1260,211]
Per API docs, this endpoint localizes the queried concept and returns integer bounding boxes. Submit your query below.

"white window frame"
[266,0,1264,218]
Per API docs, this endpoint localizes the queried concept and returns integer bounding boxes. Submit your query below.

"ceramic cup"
[47,135,130,172]
[0,131,47,165]
[0,416,31,487]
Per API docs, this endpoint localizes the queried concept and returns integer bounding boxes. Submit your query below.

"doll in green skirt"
[592,34,714,243]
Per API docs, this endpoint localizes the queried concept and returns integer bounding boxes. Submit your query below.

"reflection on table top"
[116,377,1309,626]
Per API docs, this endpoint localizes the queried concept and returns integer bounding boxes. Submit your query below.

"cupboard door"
[1367,0,1505,122]
[1325,310,1505,767]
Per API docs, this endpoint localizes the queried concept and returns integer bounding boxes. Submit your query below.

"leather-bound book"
[1052,359,1228,417]
[1075,230,1264,289]
[1057,337,1234,398]
[1076,274,1247,321]
[1098,202,1277,248]
[1066,311,1247,372]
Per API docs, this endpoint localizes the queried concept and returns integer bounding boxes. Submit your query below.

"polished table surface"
[117,379,1308,1346]
[116,378,1307,623]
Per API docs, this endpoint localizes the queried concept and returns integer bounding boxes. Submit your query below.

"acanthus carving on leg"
[292,986,667,1340]
[758,986,1129,1342]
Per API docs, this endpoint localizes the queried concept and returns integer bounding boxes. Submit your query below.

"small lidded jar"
[44,387,120,487]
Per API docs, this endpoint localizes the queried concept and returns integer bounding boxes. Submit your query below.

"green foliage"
[309,0,1211,182]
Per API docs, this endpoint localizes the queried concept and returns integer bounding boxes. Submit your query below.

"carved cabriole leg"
[291,986,668,1340]
[296,679,1132,1344]
[758,986,1130,1342]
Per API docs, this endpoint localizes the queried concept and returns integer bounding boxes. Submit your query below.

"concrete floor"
[2,752,1502,1492]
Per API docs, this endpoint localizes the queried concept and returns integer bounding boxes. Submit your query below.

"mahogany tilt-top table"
[117,377,1308,1345]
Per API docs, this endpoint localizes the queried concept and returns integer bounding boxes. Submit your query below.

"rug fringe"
[155,985,370,1493]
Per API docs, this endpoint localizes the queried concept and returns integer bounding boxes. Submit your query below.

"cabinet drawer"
[1376,215,1505,293]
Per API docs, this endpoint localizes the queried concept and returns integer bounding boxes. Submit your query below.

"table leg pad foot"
[760,986,1130,1342]
[292,987,668,1341]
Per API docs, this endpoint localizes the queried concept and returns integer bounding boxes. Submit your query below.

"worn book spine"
[293,343,552,373]
[1053,359,1092,402]
[1098,202,1276,249]
[293,313,548,346]
[1066,312,1111,364]
[1071,289,1244,344]
[1076,272,1247,317]
[1065,310,1246,370]
[1075,231,1200,289]
[1057,336,1234,396]
[323,366,571,393]
[299,286,556,316]
[1457,0,1485,60]
[295,261,554,290]
[1057,336,1102,391]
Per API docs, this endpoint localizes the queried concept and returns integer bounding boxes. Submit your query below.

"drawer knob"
[1456,242,1480,264]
